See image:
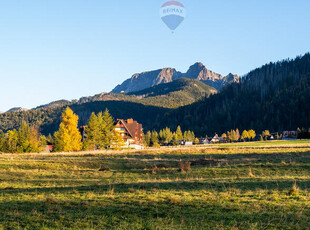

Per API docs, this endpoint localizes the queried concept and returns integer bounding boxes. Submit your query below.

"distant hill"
[0,101,170,136]
[112,62,239,93]
[35,100,72,110]
[36,78,216,110]
[6,107,28,113]
[85,78,217,108]
[0,79,215,135]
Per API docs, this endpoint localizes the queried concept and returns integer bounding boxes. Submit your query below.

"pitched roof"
[116,119,143,140]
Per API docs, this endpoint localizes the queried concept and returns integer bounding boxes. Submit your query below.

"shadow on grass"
[1,178,310,196]
[0,188,309,230]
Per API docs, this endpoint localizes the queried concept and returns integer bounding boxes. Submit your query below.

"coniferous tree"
[17,122,41,153]
[0,130,7,152]
[84,112,100,150]
[99,109,115,149]
[175,126,183,140]
[143,131,152,147]
[171,133,179,146]
[7,130,18,153]
[54,107,82,152]
[151,130,160,147]
[184,130,195,142]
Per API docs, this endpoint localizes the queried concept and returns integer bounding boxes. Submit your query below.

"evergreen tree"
[0,131,7,152]
[151,130,160,147]
[99,109,115,149]
[143,131,152,147]
[84,112,100,150]
[54,107,82,152]
[159,127,173,145]
[175,126,183,140]
[183,131,188,141]
[171,133,179,146]
[7,130,18,153]
[83,110,122,150]
[17,122,41,153]
[184,130,195,142]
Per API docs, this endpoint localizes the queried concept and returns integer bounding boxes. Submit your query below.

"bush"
[179,162,191,172]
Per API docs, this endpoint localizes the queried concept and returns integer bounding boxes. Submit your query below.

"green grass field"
[1,140,310,229]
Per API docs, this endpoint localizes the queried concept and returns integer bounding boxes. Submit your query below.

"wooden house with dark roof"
[115,119,143,148]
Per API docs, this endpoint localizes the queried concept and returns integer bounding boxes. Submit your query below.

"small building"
[211,134,220,143]
[282,131,297,140]
[115,119,144,149]
[200,138,210,145]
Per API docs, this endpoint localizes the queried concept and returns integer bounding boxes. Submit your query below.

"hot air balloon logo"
[160,1,186,33]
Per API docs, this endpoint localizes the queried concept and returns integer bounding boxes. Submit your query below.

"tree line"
[143,126,198,147]
[221,129,273,142]
[0,107,124,153]
[1,107,310,154]
[0,122,46,153]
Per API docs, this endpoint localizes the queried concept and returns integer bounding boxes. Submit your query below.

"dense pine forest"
[0,53,309,137]
[154,53,310,135]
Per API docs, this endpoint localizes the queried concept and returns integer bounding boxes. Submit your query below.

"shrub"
[179,162,191,172]
[288,182,299,196]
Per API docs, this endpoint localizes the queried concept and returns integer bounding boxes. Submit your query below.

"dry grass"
[0,140,310,229]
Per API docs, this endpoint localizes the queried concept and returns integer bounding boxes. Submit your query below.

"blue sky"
[0,0,309,111]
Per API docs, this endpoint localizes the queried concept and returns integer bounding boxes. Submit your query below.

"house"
[200,138,210,145]
[211,134,220,143]
[282,131,297,140]
[115,119,144,149]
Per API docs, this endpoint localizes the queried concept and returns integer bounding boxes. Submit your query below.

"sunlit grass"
[0,140,310,229]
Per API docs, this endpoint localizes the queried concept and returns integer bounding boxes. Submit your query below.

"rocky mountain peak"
[112,63,240,93]
[186,62,222,81]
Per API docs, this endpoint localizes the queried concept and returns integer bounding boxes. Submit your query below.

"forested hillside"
[153,53,310,136]
[0,101,170,136]
[85,78,216,108]
[1,54,309,137]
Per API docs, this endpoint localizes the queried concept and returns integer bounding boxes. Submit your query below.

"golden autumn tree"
[53,107,82,152]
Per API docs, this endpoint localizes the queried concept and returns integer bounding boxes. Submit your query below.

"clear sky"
[0,0,309,112]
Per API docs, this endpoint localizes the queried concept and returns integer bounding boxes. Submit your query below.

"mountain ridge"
[112,62,239,93]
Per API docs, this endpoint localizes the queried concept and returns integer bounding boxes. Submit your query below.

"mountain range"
[112,62,239,93]
[0,53,309,136]
[6,62,233,113]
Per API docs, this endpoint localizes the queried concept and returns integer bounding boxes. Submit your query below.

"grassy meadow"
[0,140,310,229]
